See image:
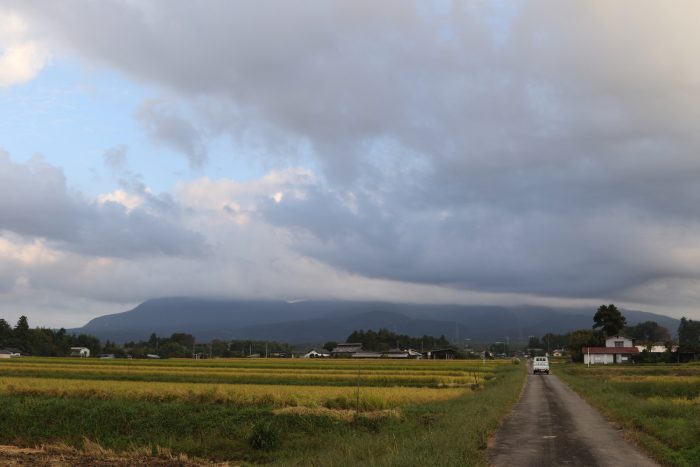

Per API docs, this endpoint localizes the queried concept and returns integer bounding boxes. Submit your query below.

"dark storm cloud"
[7,1,700,302]
[0,151,206,258]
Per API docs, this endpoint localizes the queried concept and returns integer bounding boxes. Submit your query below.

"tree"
[322,341,337,352]
[592,304,626,337]
[527,336,542,349]
[568,329,603,362]
[0,319,12,346]
[13,316,30,352]
[624,321,671,344]
[678,317,700,352]
[169,333,195,349]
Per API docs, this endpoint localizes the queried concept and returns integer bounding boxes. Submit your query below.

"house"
[383,348,423,359]
[582,335,639,365]
[423,348,456,360]
[70,347,90,358]
[1,347,22,358]
[302,349,330,358]
[0,349,12,358]
[331,343,363,358]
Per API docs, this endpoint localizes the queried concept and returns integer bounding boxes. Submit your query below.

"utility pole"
[587,346,590,368]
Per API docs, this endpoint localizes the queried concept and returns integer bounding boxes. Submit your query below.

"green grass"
[269,362,526,466]
[0,359,526,465]
[557,363,700,467]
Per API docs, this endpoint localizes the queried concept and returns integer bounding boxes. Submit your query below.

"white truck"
[533,356,550,375]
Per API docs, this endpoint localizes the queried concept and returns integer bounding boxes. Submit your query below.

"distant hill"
[69,297,680,344]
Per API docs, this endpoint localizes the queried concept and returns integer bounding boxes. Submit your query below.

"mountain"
[70,297,681,344]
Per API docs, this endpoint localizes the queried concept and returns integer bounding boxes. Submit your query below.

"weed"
[248,420,279,451]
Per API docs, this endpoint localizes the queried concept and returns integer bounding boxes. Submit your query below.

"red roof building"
[582,336,639,365]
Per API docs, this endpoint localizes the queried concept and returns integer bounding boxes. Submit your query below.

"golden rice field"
[0,356,523,464]
[0,357,500,409]
[0,376,467,409]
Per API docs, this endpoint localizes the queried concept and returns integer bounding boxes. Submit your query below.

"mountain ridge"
[69,297,681,344]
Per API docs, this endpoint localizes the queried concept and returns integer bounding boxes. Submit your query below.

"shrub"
[248,420,279,451]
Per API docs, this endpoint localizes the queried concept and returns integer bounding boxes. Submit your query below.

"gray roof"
[332,344,363,353]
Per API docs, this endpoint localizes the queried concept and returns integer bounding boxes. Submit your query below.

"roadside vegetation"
[0,357,525,465]
[557,363,700,467]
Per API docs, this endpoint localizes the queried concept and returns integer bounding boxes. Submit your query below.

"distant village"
[2,306,699,363]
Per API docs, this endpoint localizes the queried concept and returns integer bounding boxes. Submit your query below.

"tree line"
[0,316,101,356]
[343,328,452,352]
[0,315,296,358]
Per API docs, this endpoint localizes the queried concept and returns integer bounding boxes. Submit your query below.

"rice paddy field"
[557,363,700,467]
[0,357,526,465]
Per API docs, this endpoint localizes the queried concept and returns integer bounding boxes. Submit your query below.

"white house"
[302,349,330,358]
[1,348,21,358]
[582,335,639,365]
[70,347,90,358]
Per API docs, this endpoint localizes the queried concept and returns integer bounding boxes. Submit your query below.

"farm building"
[0,349,12,358]
[70,347,90,358]
[331,343,363,358]
[384,348,423,359]
[302,349,330,358]
[351,351,383,358]
[582,335,639,365]
[1,348,22,357]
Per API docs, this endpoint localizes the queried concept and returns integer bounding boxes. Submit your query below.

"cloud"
[136,99,207,168]
[2,1,700,321]
[0,150,206,258]
[103,145,128,172]
[0,12,50,87]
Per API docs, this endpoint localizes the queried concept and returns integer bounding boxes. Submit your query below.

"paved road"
[490,366,658,467]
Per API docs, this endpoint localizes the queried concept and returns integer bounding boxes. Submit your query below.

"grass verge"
[557,364,700,467]
[267,363,526,466]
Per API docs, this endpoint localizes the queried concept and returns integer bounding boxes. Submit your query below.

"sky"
[1,0,700,328]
